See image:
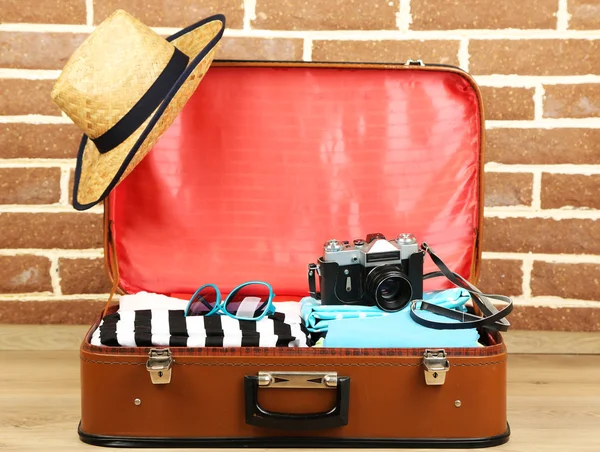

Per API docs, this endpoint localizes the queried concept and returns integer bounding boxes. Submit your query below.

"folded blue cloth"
[302,289,481,348]
[300,288,470,333]
[323,308,481,348]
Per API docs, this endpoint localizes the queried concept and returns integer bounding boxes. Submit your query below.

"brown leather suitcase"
[78,59,512,448]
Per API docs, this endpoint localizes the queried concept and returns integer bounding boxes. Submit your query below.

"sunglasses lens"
[225,283,272,319]
[188,286,219,316]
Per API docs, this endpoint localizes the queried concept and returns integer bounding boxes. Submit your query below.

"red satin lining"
[109,65,481,297]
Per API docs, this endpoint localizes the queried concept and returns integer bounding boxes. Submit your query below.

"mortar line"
[458,39,469,71]
[484,164,600,175]
[0,159,75,168]
[533,84,545,120]
[474,75,600,86]
[0,293,111,301]
[556,0,570,31]
[486,118,600,128]
[0,205,103,213]
[49,256,62,297]
[3,23,600,39]
[243,0,256,30]
[0,69,61,79]
[509,296,600,308]
[59,167,71,205]
[85,0,94,27]
[0,116,71,125]
[531,171,543,210]
[483,208,600,220]
[398,0,411,33]
[302,38,313,62]
[482,252,600,263]
[0,249,104,258]
[521,255,534,298]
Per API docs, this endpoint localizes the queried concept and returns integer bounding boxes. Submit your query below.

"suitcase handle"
[244,375,350,430]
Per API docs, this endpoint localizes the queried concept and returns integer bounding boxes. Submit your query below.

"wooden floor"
[0,327,599,451]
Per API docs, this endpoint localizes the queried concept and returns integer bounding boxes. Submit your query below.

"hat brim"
[71,14,225,211]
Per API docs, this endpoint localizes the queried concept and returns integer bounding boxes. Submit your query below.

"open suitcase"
[78,60,512,448]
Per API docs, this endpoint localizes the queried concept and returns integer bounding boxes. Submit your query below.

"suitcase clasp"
[423,349,449,386]
[146,348,173,384]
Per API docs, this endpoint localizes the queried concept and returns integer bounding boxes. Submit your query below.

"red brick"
[217,37,304,61]
[484,173,533,207]
[508,306,600,332]
[531,261,600,301]
[470,40,600,76]
[0,0,86,24]
[0,31,87,70]
[253,0,400,30]
[477,259,523,296]
[0,213,103,249]
[480,87,535,120]
[568,0,600,30]
[0,124,82,159]
[0,168,61,204]
[543,84,600,118]
[0,255,52,294]
[312,40,460,65]
[93,0,244,28]
[0,79,61,116]
[541,174,600,209]
[486,129,600,165]
[411,0,558,30]
[59,258,111,295]
[483,217,600,255]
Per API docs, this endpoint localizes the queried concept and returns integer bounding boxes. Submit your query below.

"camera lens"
[379,279,401,300]
[365,265,412,312]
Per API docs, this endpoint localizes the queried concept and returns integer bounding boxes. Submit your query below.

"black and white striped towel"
[90,300,309,348]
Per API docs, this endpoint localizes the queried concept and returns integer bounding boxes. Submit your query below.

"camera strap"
[307,263,320,300]
[409,243,514,331]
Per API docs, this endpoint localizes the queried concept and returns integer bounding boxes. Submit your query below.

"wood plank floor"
[0,332,599,451]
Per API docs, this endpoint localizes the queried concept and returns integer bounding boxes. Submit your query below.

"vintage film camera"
[308,233,424,312]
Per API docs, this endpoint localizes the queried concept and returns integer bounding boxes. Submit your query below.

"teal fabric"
[323,307,481,348]
[300,288,470,333]
[301,289,481,348]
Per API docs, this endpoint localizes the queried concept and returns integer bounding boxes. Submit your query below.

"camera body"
[309,233,424,312]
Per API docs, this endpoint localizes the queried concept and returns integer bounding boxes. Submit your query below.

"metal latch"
[257,371,337,389]
[405,59,425,66]
[423,349,450,385]
[146,348,173,385]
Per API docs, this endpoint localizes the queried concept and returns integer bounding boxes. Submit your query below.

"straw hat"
[51,9,225,210]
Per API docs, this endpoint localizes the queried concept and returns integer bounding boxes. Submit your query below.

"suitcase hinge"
[146,348,173,385]
[423,349,449,386]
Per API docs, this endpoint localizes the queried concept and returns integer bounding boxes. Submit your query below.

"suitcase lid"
[105,61,485,299]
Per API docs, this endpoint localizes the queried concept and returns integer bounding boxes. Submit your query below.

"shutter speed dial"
[324,239,344,252]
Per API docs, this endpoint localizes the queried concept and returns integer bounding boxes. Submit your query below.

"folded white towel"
[90,292,307,348]
[118,291,190,312]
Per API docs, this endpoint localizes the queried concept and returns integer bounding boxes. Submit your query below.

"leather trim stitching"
[80,357,506,367]
[453,360,507,367]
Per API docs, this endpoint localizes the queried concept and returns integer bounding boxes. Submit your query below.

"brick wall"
[0,0,599,330]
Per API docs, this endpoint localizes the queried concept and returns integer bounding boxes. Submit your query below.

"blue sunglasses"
[184,281,276,321]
